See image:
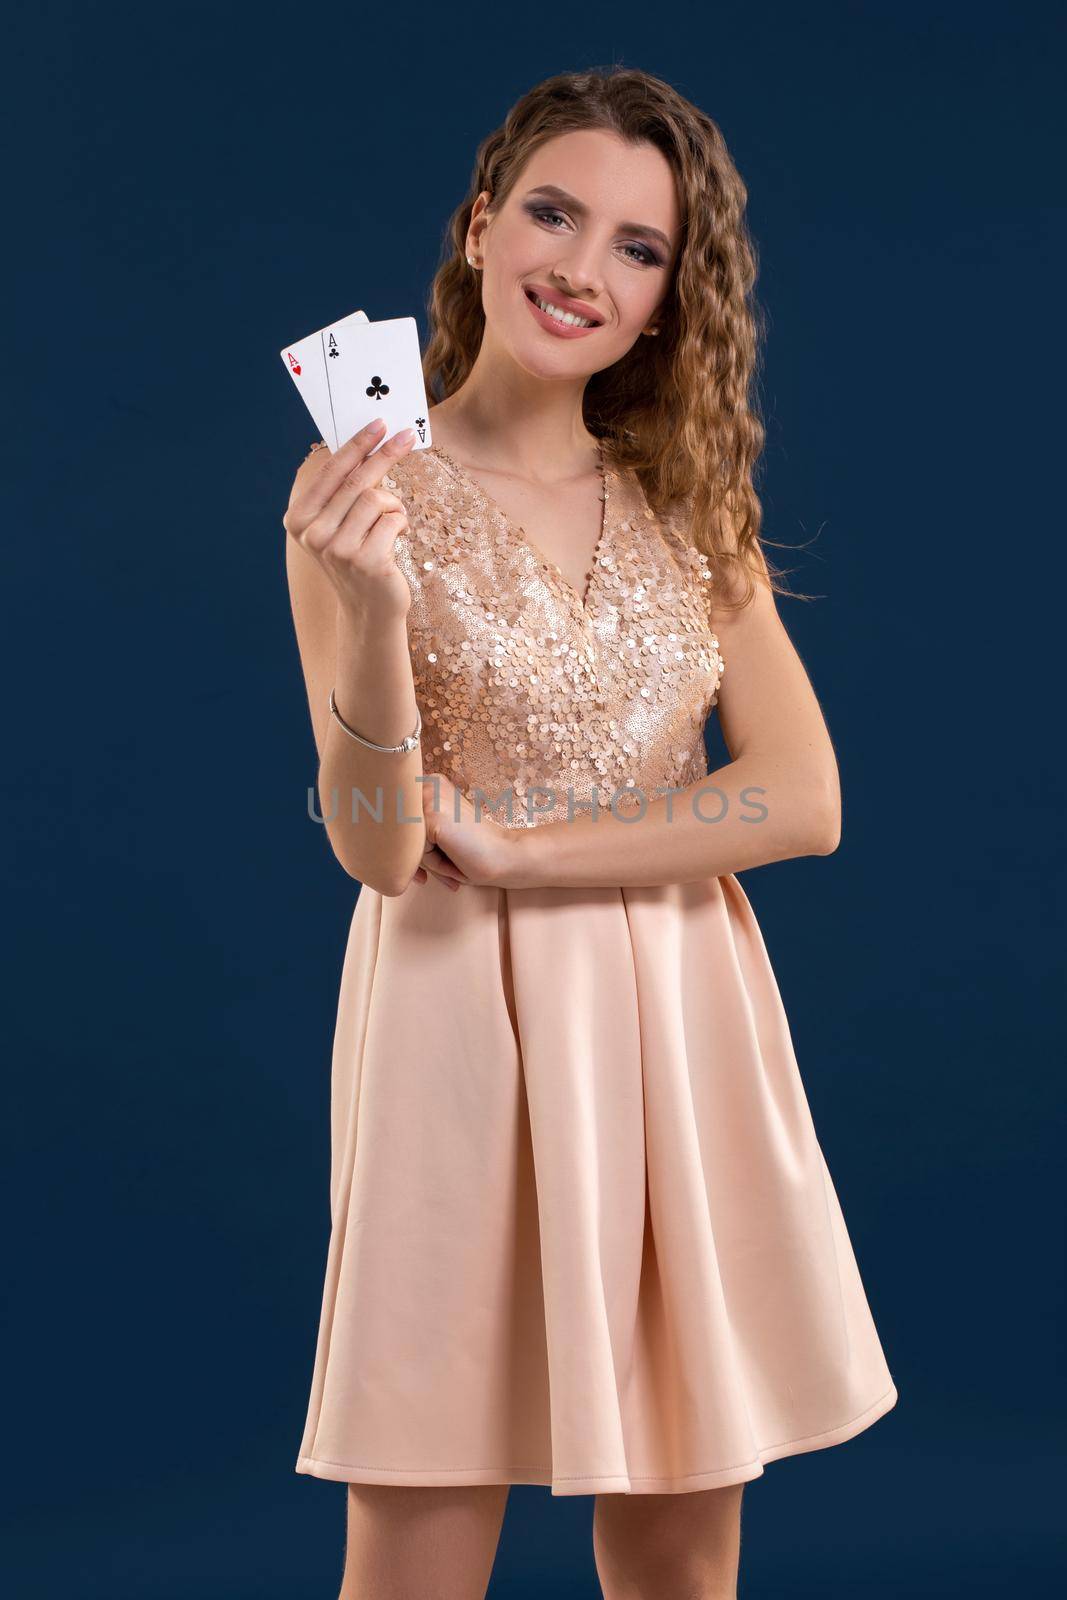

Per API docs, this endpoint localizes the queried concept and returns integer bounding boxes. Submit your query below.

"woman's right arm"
[283,419,429,895]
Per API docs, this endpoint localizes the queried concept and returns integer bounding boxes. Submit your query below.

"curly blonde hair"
[421,66,808,612]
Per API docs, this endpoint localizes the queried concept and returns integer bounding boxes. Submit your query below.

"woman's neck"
[428,366,599,483]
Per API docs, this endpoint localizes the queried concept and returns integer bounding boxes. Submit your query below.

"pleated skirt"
[295,871,898,1495]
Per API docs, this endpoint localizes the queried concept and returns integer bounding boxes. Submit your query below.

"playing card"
[279,309,368,452]
[279,311,432,457]
[318,314,432,457]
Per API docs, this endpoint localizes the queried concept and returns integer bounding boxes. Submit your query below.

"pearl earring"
[467,256,477,267]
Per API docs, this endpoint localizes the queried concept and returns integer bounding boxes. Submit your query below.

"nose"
[550,245,604,299]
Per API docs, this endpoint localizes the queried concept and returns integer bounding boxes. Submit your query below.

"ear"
[468,189,492,237]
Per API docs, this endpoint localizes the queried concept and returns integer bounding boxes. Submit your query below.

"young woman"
[284,67,898,1600]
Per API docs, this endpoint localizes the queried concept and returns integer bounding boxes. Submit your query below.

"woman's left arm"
[501,534,841,890]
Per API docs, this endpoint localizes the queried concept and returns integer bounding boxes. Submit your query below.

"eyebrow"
[522,184,674,253]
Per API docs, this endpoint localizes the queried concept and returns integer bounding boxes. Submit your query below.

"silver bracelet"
[329,687,422,754]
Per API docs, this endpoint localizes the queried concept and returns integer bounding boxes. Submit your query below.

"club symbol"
[415,414,427,441]
[366,375,390,399]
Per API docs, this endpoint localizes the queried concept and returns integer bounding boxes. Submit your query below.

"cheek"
[483,250,532,315]
[485,225,533,277]
[609,282,661,335]
[634,274,668,316]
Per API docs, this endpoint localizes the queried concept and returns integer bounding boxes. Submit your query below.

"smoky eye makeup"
[522,200,664,267]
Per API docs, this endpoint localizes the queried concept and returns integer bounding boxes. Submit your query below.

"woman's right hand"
[283,418,418,623]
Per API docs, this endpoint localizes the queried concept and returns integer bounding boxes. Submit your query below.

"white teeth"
[533,294,594,328]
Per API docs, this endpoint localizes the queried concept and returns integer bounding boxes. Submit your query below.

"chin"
[507,319,608,378]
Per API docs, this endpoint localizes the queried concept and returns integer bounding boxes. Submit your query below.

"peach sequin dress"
[294,441,898,1495]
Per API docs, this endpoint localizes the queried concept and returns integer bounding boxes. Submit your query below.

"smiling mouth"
[524,287,602,329]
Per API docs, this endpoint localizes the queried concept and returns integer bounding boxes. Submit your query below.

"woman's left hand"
[411,773,519,890]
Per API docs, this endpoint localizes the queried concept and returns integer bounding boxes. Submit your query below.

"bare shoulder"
[705,495,777,631]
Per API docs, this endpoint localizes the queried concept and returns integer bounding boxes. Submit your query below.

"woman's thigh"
[592,1482,745,1600]
[340,1482,510,1600]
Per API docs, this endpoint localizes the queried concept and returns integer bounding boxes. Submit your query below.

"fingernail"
[395,428,416,445]
[370,418,386,433]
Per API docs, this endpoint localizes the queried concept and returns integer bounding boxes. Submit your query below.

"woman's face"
[469,127,682,380]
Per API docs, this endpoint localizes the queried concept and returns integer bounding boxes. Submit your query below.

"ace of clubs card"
[280,312,432,455]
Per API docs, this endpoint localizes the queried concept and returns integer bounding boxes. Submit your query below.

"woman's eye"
[528,206,659,267]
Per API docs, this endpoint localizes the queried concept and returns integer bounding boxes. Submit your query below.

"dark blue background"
[6,1,1063,1595]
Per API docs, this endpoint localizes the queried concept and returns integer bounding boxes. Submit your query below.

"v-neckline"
[427,440,612,616]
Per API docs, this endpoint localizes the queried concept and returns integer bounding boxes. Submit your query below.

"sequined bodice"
[377,444,725,829]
